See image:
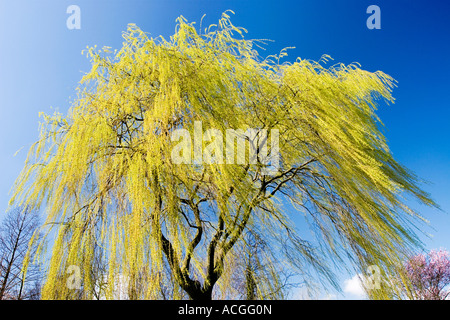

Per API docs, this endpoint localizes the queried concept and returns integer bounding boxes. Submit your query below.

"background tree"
[0,207,43,300]
[402,249,450,300]
[11,12,437,300]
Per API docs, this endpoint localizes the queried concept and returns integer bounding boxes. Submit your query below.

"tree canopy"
[11,11,437,300]
[402,249,450,300]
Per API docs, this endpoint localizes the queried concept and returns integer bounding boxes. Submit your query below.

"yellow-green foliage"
[12,11,436,299]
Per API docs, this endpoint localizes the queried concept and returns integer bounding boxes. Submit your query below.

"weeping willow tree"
[12,11,436,300]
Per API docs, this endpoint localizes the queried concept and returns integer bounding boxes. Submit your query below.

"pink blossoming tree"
[404,249,450,300]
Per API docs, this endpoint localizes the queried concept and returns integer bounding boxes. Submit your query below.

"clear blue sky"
[1,0,449,299]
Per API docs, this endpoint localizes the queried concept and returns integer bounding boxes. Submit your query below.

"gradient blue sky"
[1,0,449,299]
